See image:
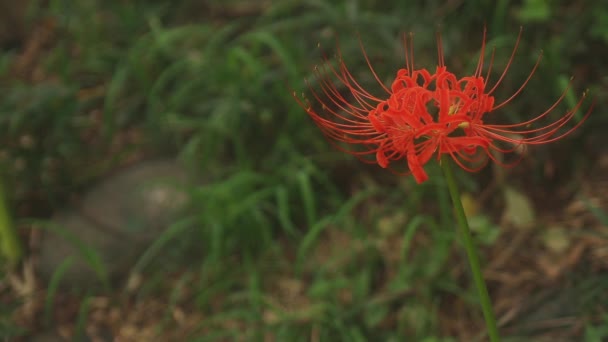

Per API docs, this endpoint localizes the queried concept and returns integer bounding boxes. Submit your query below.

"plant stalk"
[440,156,500,342]
[0,178,21,266]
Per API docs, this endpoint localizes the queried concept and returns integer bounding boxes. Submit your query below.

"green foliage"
[585,315,608,342]
[1,0,606,340]
[517,0,552,23]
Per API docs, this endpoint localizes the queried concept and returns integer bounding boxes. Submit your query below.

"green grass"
[1,0,607,340]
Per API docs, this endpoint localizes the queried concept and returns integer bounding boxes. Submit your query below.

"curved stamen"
[491,51,543,111]
[487,26,523,95]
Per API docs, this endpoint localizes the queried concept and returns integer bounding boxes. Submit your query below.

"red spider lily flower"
[294,28,593,184]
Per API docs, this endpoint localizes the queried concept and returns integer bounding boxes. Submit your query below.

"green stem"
[440,156,500,342]
[0,178,22,266]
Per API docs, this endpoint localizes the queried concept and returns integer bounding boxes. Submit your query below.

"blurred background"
[0,0,607,341]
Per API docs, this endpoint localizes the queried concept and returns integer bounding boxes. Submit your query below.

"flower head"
[294,28,593,183]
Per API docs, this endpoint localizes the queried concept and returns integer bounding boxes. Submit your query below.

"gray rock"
[37,159,191,288]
